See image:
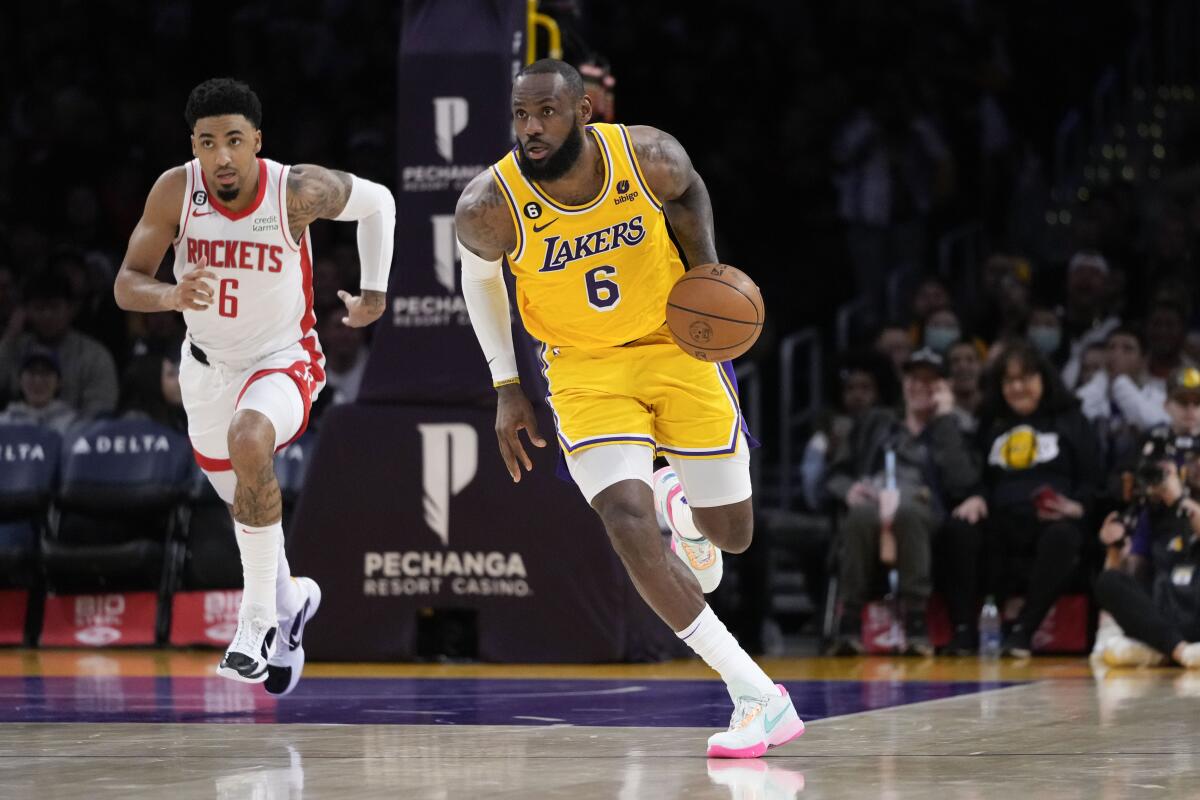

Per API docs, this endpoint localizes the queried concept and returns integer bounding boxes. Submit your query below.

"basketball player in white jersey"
[114,78,395,693]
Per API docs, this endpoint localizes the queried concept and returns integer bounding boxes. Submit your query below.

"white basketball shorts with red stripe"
[180,336,325,503]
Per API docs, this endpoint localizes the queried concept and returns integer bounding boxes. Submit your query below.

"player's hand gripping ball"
[665,263,764,361]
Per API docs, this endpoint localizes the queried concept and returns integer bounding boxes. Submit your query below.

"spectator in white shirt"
[1060,250,1121,389]
[1077,327,1169,431]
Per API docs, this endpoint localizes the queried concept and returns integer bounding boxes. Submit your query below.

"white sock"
[663,473,706,542]
[276,539,304,621]
[234,521,281,624]
[677,605,778,699]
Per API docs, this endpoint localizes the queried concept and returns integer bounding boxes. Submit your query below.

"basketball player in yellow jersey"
[455,59,803,758]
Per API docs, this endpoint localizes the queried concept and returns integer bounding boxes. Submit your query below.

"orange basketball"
[665,263,765,361]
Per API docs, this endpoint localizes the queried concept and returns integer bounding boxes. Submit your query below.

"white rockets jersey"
[172,157,322,368]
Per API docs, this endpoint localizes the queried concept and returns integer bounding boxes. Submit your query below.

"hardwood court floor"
[0,650,1197,798]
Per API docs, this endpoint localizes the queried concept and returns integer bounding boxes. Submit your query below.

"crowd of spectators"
[806,247,1200,662]
[801,193,1200,660]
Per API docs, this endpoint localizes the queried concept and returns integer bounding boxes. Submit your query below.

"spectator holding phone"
[825,348,980,656]
[943,340,1104,656]
[1093,367,1200,668]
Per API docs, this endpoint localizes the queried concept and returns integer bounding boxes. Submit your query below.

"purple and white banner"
[359,0,531,405]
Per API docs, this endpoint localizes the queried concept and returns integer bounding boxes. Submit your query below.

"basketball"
[665,263,765,361]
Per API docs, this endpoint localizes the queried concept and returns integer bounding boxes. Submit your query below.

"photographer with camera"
[1094,367,1200,668]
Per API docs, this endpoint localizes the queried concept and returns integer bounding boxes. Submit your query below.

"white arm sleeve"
[333,175,396,293]
[459,242,519,385]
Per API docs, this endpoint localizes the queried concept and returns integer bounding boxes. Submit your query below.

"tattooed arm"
[286,164,354,233]
[627,126,718,267]
[455,172,518,260]
[287,164,395,327]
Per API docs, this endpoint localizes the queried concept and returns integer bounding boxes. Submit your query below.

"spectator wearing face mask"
[922,308,990,363]
[920,308,962,355]
[1026,306,1066,367]
[0,349,78,435]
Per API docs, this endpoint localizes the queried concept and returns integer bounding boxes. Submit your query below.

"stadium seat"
[0,424,60,587]
[0,424,61,643]
[42,418,194,605]
[176,471,239,591]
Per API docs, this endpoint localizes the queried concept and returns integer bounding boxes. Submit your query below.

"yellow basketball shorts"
[538,325,745,459]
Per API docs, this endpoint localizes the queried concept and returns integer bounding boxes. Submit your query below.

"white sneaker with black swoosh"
[265,577,322,696]
[216,603,277,684]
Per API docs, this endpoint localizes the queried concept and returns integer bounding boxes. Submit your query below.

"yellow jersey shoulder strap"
[488,155,526,261]
[600,123,664,210]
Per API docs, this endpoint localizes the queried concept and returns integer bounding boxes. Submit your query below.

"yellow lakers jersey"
[490,123,686,349]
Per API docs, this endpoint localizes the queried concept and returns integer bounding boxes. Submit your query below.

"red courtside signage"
[0,590,28,644]
[40,592,157,646]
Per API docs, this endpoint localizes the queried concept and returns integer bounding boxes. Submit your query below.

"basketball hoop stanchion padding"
[357,0,525,406]
[293,0,687,661]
